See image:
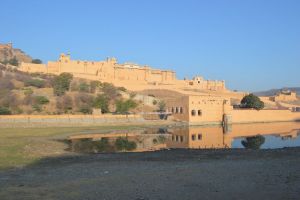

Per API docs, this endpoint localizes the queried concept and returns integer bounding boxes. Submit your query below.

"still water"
[68,122,300,153]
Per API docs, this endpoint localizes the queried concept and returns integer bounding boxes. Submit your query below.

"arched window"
[175,107,178,113]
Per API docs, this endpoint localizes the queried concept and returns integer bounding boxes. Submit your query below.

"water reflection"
[68,122,300,153]
[241,136,265,150]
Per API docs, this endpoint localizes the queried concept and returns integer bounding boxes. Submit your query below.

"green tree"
[241,94,264,110]
[32,59,42,64]
[241,135,265,150]
[53,73,73,96]
[0,107,11,115]
[93,95,109,113]
[115,99,137,113]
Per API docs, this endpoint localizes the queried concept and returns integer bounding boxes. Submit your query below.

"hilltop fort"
[19,53,226,92]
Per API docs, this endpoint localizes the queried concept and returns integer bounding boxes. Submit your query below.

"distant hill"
[254,87,300,96]
[0,43,32,64]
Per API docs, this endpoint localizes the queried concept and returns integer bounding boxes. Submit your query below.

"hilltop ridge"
[0,43,32,64]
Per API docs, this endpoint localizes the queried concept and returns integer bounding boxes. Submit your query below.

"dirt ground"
[0,148,300,200]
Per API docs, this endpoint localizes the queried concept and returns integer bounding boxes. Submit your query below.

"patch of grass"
[0,124,160,170]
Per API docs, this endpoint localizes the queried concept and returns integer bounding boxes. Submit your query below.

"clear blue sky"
[1,0,299,92]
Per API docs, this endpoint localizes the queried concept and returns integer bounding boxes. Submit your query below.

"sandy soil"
[0,148,300,200]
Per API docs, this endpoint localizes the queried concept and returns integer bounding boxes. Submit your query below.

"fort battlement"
[19,53,226,91]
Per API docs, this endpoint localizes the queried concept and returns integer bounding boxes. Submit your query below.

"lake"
[68,122,300,153]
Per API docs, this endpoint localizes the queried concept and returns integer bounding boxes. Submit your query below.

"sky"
[1,0,299,92]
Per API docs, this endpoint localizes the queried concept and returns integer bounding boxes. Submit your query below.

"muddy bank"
[0,148,300,200]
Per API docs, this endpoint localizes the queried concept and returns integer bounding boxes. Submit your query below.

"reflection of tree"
[241,135,265,150]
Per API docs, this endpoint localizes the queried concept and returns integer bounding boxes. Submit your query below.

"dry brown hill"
[0,43,32,64]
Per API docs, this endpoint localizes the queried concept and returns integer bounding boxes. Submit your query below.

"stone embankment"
[0,114,146,128]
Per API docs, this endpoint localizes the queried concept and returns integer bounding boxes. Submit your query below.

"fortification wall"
[231,109,300,124]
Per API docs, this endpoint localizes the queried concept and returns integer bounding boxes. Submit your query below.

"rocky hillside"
[0,43,32,64]
[0,66,160,115]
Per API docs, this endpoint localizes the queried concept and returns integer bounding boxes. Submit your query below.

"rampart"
[19,53,226,91]
[230,109,300,124]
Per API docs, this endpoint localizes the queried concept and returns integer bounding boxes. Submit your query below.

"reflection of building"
[69,122,300,151]
[167,126,231,149]
[167,122,300,149]
[19,53,226,91]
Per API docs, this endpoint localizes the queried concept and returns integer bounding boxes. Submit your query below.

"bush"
[241,94,264,110]
[115,137,137,151]
[53,73,73,96]
[56,95,73,112]
[32,104,42,112]
[23,88,33,96]
[93,95,109,113]
[0,107,11,115]
[32,59,42,64]
[74,93,94,114]
[115,99,137,113]
[90,81,102,93]
[101,82,120,100]
[78,82,90,93]
[34,96,49,105]
[118,87,127,92]
[25,79,45,88]
[79,105,93,114]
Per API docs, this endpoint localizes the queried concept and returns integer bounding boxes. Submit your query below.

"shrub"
[32,104,42,112]
[115,99,137,113]
[79,105,93,114]
[115,137,137,151]
[90,81,102,93]
[101,82,120,100]
[0,107,11,115]
[118,87,127,92]
[34,96,49,105]
[25,79,45,88]
[53,73,73,96]
[78,82,90,93]
[23,88,33,96]
[32,59,42,64]
[56,95,73,112]
[93,95,109,113]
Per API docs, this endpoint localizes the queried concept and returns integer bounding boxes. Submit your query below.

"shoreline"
[1,147,300,199]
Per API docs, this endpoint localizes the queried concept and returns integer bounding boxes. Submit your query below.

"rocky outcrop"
[0,43,32,64]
